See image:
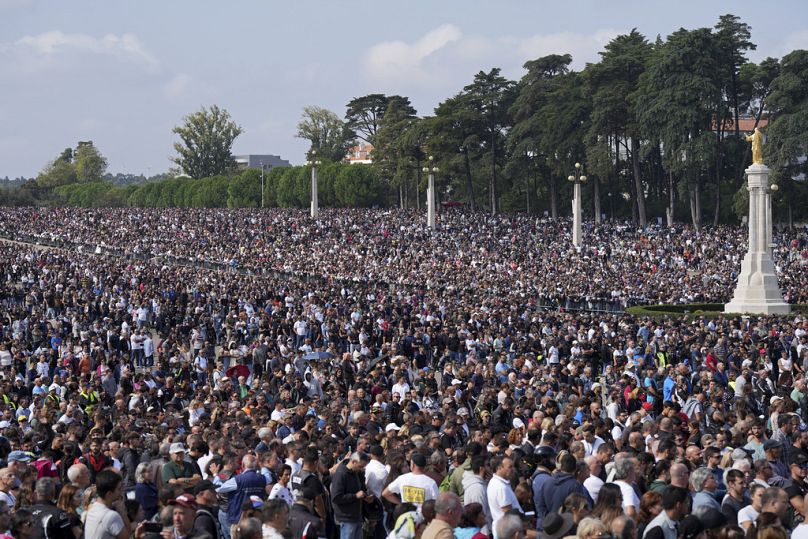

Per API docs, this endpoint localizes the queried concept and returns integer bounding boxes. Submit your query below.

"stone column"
[572,182,582,248]
[427,171,436,230]
[310,165,319,219]
[725,164,790,314]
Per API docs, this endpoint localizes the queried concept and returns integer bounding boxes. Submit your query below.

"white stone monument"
[724,162,790,314]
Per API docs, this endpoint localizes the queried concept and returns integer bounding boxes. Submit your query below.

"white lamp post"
[260,161,265,209]
[567,162,587,248]
[305,151,321,219]
[423,156,439,230]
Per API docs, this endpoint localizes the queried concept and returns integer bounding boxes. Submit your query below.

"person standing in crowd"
[382,452,439,512]
[216,454,267,534]
[331,451,370,539]
[83,469,135,539]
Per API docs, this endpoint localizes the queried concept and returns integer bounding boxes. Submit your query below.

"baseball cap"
[168,493,197,510]
[791,453,808,467]
[7,451,33,463]
[763,439,783,451]
[770,396,784,405]
[169,443,186,454]
[385,423,401,433]
[249,495,264,508]
[193,480,216,496]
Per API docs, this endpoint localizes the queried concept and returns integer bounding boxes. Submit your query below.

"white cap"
[169,443,186,454]
[513,418,525,429]
[770,396,784,405]
[451,379,462,386]
[385,423,401,433]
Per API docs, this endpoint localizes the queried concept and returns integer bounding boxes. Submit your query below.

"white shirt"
[583,436,605,457]
[615,479,640,511]
[386,472,438,510]
[365,459,389,498]
[486,474,522,530]
[84,501,124,539]
[738,505,759,527]
[268,483,294,506]
[584,475,605,503]
[792,524,808,539]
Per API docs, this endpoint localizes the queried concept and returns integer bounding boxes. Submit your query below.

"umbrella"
[226,365,250,380]
[303,351,334,361]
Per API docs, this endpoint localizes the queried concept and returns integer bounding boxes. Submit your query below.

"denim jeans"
[339,520,363,539]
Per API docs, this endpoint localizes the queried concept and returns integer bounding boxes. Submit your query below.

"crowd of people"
[2,207,808,309]
[0,208,807,539]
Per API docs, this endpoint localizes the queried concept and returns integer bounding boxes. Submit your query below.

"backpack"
[194,507,222,539]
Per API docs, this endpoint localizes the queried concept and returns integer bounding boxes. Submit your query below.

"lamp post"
[305,151,321,219]
[423,156,439,230]
[567,162,587,248]
[260,161,265,209]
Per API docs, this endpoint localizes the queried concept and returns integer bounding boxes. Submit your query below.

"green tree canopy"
[172,105,243,179]
[296,106,353,162]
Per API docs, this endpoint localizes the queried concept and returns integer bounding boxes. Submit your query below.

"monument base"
[725,251,791,315]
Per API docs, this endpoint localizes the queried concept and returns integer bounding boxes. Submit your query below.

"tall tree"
[767,50,808,181]
[344,94,398,144]
[296,106,353,162]
[509,55,572,218]
[172,105,243,179]
[463,68,516,215]
[430,93,482,211]
[638,28,722,229]
[373,97,419,208]
[587,30,652,225]
[37,147,77,189]
[74,141,108,183]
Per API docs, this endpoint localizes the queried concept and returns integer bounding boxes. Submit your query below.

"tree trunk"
[416,160,421,211]
[713,125,722,226]
[399,184,404,209]
[630,137,647,226]
[550,175,558,219]
[490,129,497,216]
[593,176,601,223]
[667,170,675,228]
[463,148,476,211]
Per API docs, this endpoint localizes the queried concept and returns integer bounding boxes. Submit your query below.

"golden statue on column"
[745,127,765,165]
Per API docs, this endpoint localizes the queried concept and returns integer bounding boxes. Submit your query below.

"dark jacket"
[289,503,324,539]
[329,461,365,523]
[135,482,159,520]
[193,504,221,539]
[537,473,591,529]
[29,501,73,539]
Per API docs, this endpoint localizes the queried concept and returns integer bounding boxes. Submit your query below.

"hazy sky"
[1,0,806,178]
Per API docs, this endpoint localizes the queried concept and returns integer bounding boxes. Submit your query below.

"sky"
[1,0,806,179]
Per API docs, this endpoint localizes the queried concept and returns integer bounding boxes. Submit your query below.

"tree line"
[4,14,808,224]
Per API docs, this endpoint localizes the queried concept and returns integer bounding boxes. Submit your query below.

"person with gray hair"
[134,462,159,520]
[66,463,91,490]
[691,467,721,514]
[613,455,640,518]
[420,492,462,539]
[496,513,525,539]
[234,517,263,539]
[30,477,69,539]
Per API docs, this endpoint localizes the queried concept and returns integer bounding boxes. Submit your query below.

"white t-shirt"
[486,474,522,529]
[268,483,294,507]
[738,505,759,527]
[584,475,605,503]
[792,524,808,539]
[386,472,438,510]
[84,501,124,539]
[364,459,389,499]
[615,480,640,511]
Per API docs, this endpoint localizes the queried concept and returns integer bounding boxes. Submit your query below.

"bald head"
[670,463,690,488]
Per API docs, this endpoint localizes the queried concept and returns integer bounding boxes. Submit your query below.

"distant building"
[234,154,291,170]
[712,116,769,134]
[346,143,373,165]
